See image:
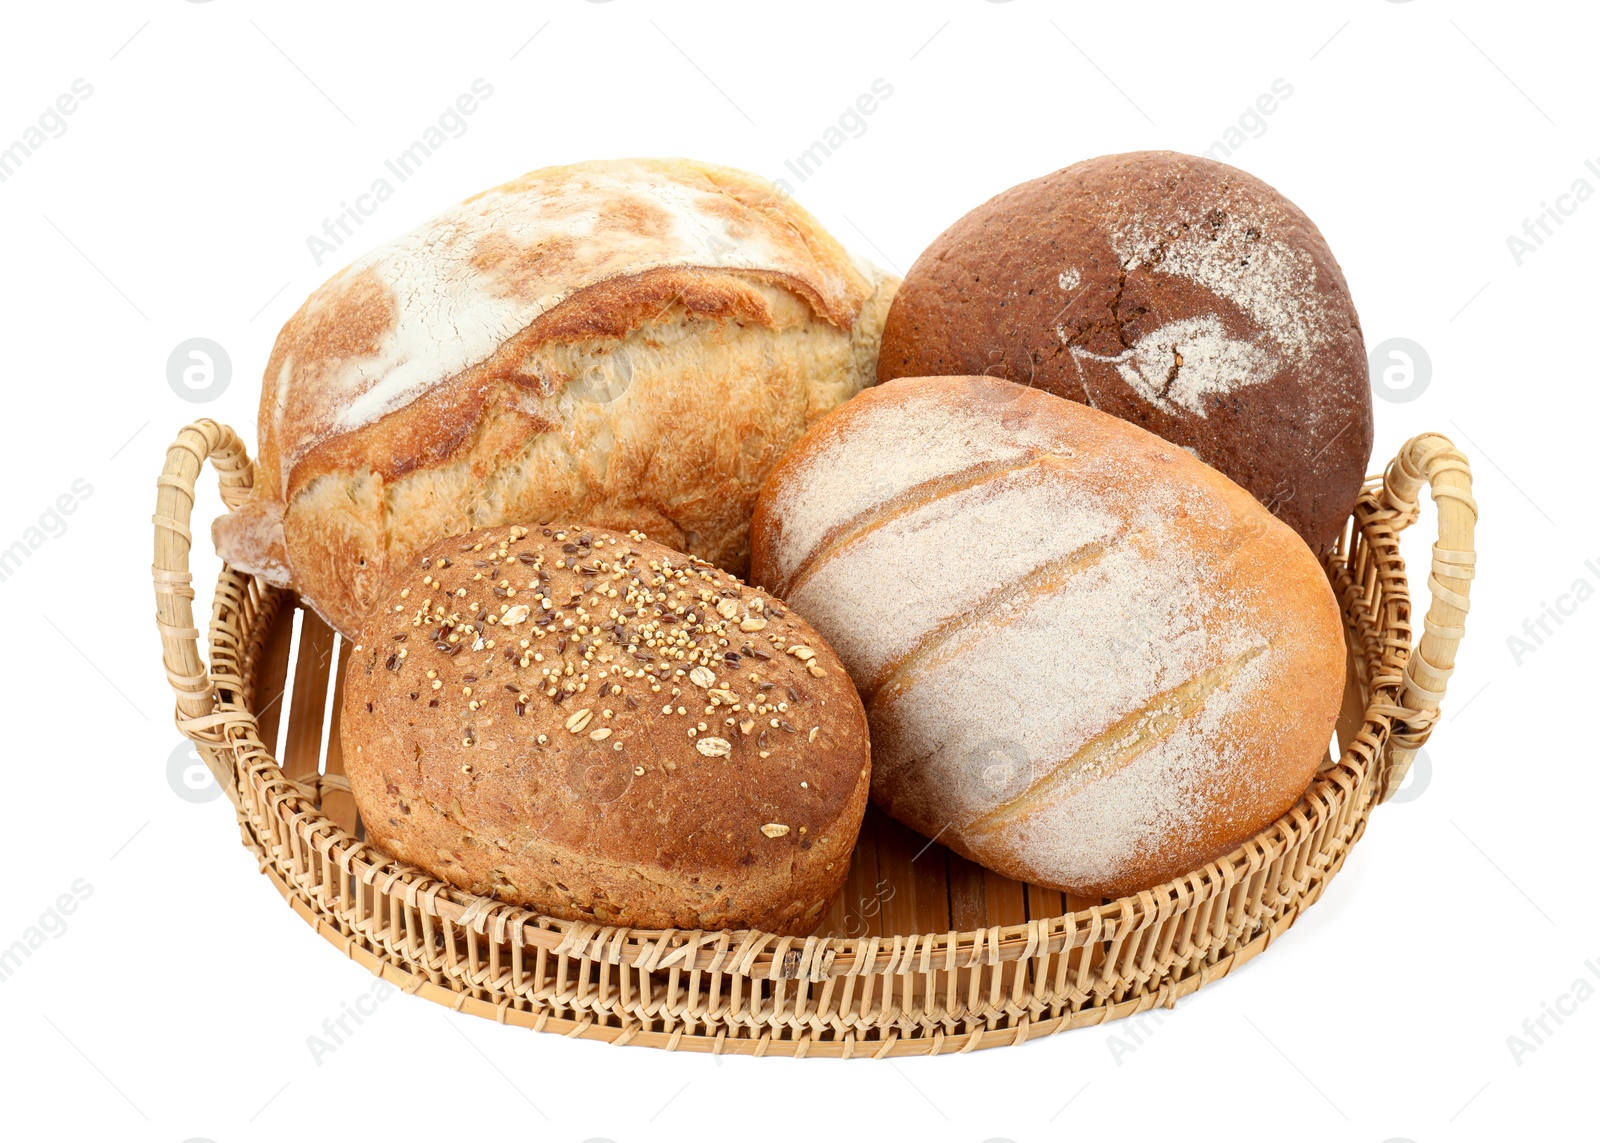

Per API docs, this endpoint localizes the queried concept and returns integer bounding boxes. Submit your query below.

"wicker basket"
[152,422,1475,1057]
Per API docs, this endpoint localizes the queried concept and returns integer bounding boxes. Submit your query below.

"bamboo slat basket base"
[153,423,1477,1058]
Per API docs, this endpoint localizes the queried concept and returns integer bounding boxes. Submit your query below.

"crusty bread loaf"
[877,151,1371,555]
[750,375,1345,898]
[341,523,870,934]
[216,158,898,637]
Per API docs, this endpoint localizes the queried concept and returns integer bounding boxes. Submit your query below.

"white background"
[0,1,1594,1140]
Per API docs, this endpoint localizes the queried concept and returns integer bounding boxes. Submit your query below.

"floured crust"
[877,150,1371,555]
[751,376,1346,898]
[340,524,870,934]
[263,158,874,492]
[214,159,898,636]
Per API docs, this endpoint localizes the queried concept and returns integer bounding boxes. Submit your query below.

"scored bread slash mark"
[964,641,1272,835]
[760,823,791,838]
[862,529,1133,706]
[778,453,1054,598]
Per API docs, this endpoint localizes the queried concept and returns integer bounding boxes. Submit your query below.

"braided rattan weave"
[152,421,1475,1057]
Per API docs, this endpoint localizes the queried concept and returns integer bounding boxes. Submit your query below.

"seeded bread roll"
[750,376,1345,898]
[341,523,870,935]
[215,157,898,638]
[877,150,1371,554]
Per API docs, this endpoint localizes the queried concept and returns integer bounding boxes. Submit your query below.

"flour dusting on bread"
[762,385,1067,592]
[1109,198,1344,437]
[217,158,900,639]
[1067,314,1277,417]
[875,151,1372,555]
[1113,201,1336,365]
[750,376,1346,896]
[270,158,876,484]
[785,466,1122,688]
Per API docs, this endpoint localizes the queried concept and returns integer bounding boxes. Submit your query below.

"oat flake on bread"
[340,523,871,935]
[750,375,1347,898]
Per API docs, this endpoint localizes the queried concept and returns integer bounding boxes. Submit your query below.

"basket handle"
[153,421,255,753]
[1374,432,1477,801]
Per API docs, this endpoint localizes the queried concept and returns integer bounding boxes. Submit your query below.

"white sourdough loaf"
[215,158,899,638]
[750,376,1345,898]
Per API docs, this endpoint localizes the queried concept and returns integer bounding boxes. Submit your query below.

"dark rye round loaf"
[341,523,870,935]
[877,150,1372,554]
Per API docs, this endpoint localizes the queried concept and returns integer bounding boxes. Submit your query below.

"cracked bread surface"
[751,376,1345,897]
[341,523,870,935]
[214,157,899,638]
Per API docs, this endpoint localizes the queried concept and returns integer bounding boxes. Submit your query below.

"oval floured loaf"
[750,375,1345,898]
[341,523,870,935]
[216,158,899,637]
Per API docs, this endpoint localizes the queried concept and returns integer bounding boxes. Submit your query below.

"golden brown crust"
[751,375,1346,898]
[340,523,870,934]
[275,266,840,500]
[214,159,899,638]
